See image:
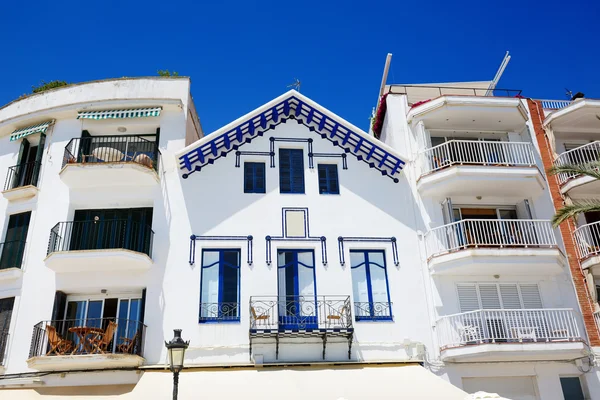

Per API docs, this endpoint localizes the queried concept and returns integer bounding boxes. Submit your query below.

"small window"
[317,164,339,194]
[560,377,585,400]
[350,250,392,321]
[279,149,305,194]
[200,250,241,322]
[244,162,266,193]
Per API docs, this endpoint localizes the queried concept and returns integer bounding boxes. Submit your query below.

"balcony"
[554,141,600,198]
[574,221,600,272]
[249,296,354,360]
[199,302,240,323]
[424,219,565,275]
[417,140,542,196]
[544,98,600,133]
[0,240,26,281]
[436,309,585,362]
[2,161,41,201]
[397,85,528,131]
[59,135,160,188]
[44,220,154,273]
[27,318,145,371]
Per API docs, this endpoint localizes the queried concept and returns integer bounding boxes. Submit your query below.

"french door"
[277,250,317,329]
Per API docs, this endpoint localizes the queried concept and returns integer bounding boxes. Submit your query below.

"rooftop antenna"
[287,78,301,92]
[485,51,511,96]
[565,88,573,99]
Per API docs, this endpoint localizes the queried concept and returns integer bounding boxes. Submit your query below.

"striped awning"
[10,120,54,141]
[77,107,162,120]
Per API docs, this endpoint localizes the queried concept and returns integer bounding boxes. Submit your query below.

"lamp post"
[165,329,189,400]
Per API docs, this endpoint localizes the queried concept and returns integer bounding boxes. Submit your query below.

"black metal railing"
[0,330,8,365]
[4,161,41,191]
[354,302,393,321]
[199,302,240,322]
[0,240,26,270]
[62,135,160,172]
[29,318,145,358]
[249,296,353,331]
[47,220,154,258]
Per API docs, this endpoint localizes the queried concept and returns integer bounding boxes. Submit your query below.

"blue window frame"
[199,249,241,322]
[317,164,339,194]
[277,249,317,329]
[279,149,305,194]
[244,162,265,193]
[350,250,392,321]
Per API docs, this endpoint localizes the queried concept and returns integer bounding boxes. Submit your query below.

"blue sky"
[1,0,599,133]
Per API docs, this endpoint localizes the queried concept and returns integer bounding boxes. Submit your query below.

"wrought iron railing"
[3,161,41,191]
[554,141,600,185]
[199,302,240,322]
[574,221,600,261]
[0,330,8,365]
[29,318,145,358]
[425,219,557,259]
[353,302,393,321]
[437,309,581,350]
[250,296,352,330]
[47,220,154,258]
[419,140,535,176]
[0,240,26,270]
[62,135,160,172]
[540,99,572,110]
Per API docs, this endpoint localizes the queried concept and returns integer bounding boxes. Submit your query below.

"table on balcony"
[68,326,104,355]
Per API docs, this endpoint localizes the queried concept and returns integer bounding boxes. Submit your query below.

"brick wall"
[528,99,600,346]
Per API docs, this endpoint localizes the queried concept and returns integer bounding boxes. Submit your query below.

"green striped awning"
[77,107,162,120]
[10,120,54,141]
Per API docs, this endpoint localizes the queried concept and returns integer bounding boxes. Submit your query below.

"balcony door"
[69,208,152,254]
[0,212,31,270]
[0,298,14,364]
[277,250,317,330]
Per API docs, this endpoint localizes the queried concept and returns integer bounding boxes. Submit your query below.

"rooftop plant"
[32,80,68,94]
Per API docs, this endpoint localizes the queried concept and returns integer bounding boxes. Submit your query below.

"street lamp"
[165,329,189,400]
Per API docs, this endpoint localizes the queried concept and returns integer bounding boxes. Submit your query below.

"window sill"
[355,317,394,323]
[198,319,241,324]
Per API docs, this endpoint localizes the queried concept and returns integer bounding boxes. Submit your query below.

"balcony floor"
[59,162,158,188]
[560,175,600,199]
[1,185,38,201]
[417,165,544,197]
[45,249,152,273]
[428,247,566,275]
[27,353,144,371]
[440,340,586,362]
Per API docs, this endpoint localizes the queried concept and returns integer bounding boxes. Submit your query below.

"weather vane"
[287,78,301,92]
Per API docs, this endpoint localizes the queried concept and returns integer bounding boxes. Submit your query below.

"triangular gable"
[177,90,406,182]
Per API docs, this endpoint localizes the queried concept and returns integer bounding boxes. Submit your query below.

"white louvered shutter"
[478,284,501,309]
[499,284,521,309]
[519,284,542,309]
[457,284,480,312]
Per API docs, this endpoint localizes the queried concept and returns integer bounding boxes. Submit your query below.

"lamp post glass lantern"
[165,329,189,400]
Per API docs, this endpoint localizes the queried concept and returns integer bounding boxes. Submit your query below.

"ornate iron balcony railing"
[29,318,145,358]
[353,302,393,321]
[436,308,581,350]
[199,302,239,322]
[62,135,160,172]
[48,220,154,258]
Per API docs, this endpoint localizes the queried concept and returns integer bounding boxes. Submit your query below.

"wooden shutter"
[279,149,292,193]
[457,284,480,312]
[255,163,265,193]
[478,284,501,309]
[243,163,254,192]
[51,291,67,321]
[519,284,542,309]
[499,284,521,309]
[290,149,305,193]
[140,288,146,324]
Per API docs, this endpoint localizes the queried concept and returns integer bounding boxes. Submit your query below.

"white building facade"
[0,78,595,399]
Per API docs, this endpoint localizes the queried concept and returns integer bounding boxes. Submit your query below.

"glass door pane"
[277,250,316,329]
[86,300,103,328]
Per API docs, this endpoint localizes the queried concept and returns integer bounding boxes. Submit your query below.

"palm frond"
[552,200,600,227]
[547,162,600,181]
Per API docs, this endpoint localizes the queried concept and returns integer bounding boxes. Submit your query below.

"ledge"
[0,267,23,282]
[59,163,159,188]
[1,185,38,201]
[440,341,586,362]
[27,354,145,371]
[45,249,152,273]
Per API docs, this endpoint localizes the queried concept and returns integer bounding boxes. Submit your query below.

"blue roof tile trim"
[179,96,405,182]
